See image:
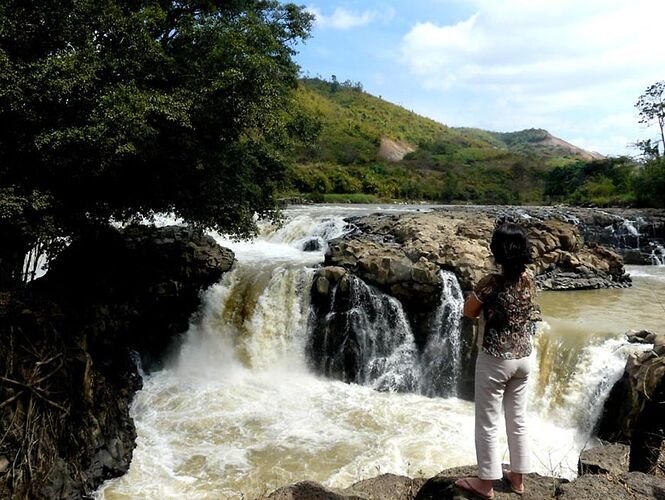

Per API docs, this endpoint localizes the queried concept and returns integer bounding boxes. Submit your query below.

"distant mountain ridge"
[458,127,604,162]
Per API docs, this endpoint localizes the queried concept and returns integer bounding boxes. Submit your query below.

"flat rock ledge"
[268,449,665,500]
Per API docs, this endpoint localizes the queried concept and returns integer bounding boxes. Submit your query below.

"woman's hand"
[463,293,483,319]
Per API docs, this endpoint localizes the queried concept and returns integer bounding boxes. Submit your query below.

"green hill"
[285,78,606,204]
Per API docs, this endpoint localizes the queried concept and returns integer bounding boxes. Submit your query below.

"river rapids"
[97,205,665,499]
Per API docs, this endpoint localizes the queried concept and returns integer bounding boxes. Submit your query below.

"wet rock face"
[308,265,477,399]
[36,224,235,368]
[598,330,665,476]
[566,208,665,265]
[0,224,233,499]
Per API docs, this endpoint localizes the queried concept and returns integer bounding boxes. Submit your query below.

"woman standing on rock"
[455,221,539,499]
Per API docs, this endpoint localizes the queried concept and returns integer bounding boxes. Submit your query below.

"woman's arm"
[463,293,483,319]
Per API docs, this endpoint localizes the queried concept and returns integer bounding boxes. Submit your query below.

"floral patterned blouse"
[473,271,540,360]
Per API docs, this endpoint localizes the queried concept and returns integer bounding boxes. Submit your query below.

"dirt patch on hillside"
[378,137,415,162]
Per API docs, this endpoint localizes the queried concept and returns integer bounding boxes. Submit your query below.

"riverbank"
[0,226,234,499]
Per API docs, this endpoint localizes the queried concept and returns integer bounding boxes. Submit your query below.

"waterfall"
[530,333,652,434]
[310,270,465,397]
[419,271,465,396]
[175,263,314,377]
[96,207,665,499]
[257,214,351,253]
[310,275,420,392]
[650,243,665,266]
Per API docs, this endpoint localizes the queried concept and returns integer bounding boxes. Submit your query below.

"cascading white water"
[96,206,665,499]
[312,269,465,397]
[344,275,421,392]
[419,270,465,396]
[650,243,665,266]
[530,333,652,434]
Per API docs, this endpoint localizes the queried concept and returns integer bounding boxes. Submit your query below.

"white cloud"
[307,6,394,30]
[399,0,665,154]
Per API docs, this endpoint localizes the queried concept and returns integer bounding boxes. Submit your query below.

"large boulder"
[267,474,425,500]
[35,224,235,367]
[578,443,629,476]
[556,472,665,499]
[325,210,629,308]
[0,224,233,499]
[598,330,665,476]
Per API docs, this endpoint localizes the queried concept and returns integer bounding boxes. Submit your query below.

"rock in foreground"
[598,330,665,476]
[0,225,233,499]
[268,454,665,500]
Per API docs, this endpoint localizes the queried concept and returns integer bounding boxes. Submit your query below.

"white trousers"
[474,350,531,480]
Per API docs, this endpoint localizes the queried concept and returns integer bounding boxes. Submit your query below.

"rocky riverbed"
[310,208,632,395]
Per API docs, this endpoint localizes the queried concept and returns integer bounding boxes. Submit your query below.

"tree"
[636,81,665,156]
[0,0,314,287]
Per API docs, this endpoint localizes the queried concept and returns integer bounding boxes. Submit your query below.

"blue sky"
[292,0,665,156]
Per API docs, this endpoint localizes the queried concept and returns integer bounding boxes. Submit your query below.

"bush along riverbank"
[0,225,234,499]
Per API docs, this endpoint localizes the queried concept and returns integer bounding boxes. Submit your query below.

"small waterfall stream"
[650,242,665,265]
[419,271,465,397]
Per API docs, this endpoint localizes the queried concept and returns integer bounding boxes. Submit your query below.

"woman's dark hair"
[490,221,532,279]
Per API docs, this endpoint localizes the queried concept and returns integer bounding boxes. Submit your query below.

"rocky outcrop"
[598,330,665,476]
[267,445,665,499]
[556,471,665,499]
[312,209,628,397]
[560,208,665,265]
[0,224,233,499]
[421,206,665,266]
[578,443,630,476]
[324,209,629,307]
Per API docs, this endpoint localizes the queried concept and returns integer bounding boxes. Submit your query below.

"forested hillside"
[284,77,662,207]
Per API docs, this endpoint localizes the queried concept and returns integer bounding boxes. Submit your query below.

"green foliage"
[632,159,665,207]
[0,0,313,286]
[544,157,641,206]
[287,78,665,209]
[296,77,480,165]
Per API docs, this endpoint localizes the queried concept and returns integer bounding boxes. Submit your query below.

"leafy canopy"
[0,0,313,282]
